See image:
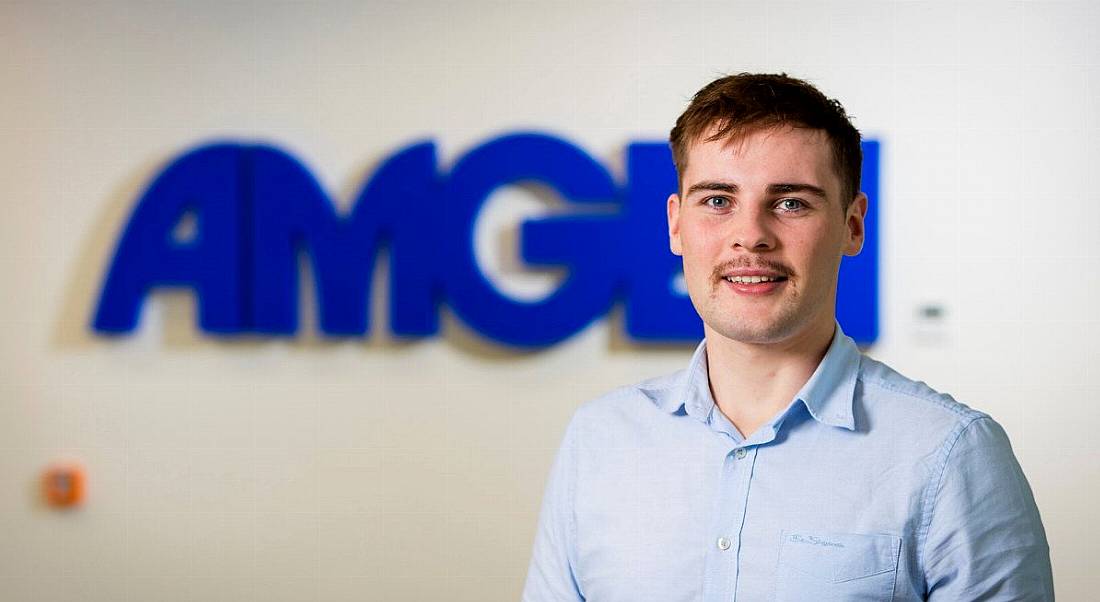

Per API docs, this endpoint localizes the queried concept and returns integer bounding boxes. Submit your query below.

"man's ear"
[667,193,683,256]
[843,192,868,256]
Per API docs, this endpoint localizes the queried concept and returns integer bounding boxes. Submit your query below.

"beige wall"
[1,1,1097,599]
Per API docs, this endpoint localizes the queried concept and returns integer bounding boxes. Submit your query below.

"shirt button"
[717,536,732,551]
[735,448,747,459]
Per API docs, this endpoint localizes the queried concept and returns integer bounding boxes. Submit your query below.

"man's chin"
[705,318,795,347]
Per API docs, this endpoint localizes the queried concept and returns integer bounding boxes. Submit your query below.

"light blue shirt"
[523,323,1053,601]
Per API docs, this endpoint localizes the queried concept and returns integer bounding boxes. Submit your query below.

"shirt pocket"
[774,529,901,602]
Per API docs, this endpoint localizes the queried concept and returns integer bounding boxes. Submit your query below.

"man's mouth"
[722,275,787,284]
[719,273,789,296]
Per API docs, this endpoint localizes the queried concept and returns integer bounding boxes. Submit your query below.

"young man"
[522,74,1053,601]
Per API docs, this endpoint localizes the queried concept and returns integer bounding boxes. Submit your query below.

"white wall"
[1,1,1097,599]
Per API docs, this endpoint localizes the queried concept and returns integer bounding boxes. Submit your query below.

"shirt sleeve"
[521,416,585,601]
[922,416,1054,600]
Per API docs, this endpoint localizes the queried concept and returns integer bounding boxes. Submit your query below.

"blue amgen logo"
[91,132,880,348]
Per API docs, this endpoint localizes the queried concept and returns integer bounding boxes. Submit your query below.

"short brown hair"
[670,73,862,207]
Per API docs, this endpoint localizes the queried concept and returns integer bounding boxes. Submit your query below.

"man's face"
[668,125,867,347]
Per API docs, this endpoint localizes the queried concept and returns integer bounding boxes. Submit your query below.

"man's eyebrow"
[768,183,828,199]
[684,181,829,199]
[685,181,739,196]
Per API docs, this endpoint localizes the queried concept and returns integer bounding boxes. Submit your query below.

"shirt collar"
[664,321,860,431]
[793,322,859,430]
[660,338,714,420]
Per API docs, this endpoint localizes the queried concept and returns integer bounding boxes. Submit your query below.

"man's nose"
[730,207,776,251]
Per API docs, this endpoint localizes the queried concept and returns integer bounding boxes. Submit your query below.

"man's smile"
[720,275,787,296]
[711,264,792,296]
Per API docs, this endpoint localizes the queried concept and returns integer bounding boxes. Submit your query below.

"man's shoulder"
[857,353,989,431]
[569,368,687,429]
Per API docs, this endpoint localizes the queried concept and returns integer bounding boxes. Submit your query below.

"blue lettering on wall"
[92,132,880,347]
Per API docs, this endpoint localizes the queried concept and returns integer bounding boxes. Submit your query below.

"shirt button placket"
[703,446,755,602]
[729,446,756,601]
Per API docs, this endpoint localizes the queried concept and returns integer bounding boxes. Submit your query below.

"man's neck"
[705,319,836,439]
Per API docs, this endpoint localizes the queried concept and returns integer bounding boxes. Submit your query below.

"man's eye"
[777,198,806,212]
[704,196,731,209]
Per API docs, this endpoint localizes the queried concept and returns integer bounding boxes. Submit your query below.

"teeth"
[725,275,781,283]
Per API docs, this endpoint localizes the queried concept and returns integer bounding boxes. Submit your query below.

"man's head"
[667,73,867,348]
[670,73,863,208]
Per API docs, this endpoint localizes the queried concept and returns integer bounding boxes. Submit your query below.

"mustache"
[710,259,793,282]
